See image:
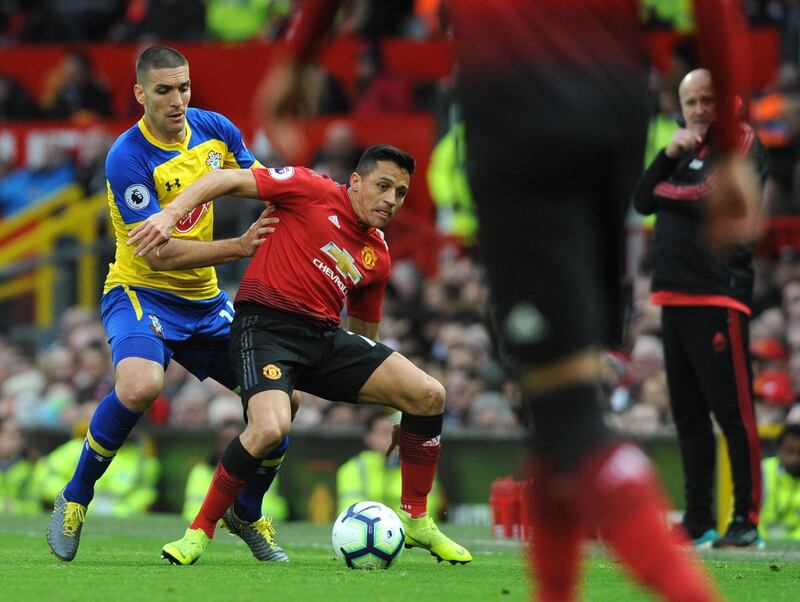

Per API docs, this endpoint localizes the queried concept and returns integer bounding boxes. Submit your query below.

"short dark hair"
[135,45,188,83]
[779,423,800,446]
[355,144,415,177]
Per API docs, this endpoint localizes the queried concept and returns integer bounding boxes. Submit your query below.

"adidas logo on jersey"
[328,215,341,229]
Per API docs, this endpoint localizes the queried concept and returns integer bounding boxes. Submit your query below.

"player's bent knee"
[406,376,446,415]
[243,418,290,456]
[115,376,163,411]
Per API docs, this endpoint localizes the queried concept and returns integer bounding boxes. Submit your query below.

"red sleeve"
[693,0,750,152]
[347,277,387,324]
[285,0,343,63]
[251,165,328,207]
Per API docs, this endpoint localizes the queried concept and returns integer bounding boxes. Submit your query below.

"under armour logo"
[165,178,181,192]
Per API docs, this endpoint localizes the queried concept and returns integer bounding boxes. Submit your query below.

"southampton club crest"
[206,151,223,171]
[148,314,164,339]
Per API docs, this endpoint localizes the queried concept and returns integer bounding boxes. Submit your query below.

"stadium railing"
[0,185,107,336]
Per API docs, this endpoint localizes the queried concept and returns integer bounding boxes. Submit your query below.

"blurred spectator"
[413,0,445,39]
[427,104,476,245]
[751,336,788,372]
[600,351,631,413]
[206,0,291,41]
[760,423,800,541]
[76,128,114,195]
[643,78,681,167]
[50,0,127,42]
[754,369,795,426]
[169,381,211,429]
[750,63,800,215]
[628,335,665,390]
[336,411,441,516]
[0,418,40,513]
[182,418,287,521]
[629,263,662,339]
[112,0,206,41]
[72,340,114,402]
[40,50,113,122]
[33,404,160,516]
[337,0,415,38]
[750,307,786,343]
[0,74,39,121]
[310,121,363,183]
[353,43,412,115]
[0,139,78,217]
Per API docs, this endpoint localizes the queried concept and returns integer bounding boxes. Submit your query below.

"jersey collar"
[137,115,193,151]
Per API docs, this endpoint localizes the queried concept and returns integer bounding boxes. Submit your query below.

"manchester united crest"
[262,364,282,380]
[361,245,377,270]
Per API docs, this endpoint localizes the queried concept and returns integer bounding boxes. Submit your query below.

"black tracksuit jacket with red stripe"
[632,123,768,309]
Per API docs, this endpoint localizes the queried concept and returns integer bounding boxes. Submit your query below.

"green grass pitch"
[2,514,799,601]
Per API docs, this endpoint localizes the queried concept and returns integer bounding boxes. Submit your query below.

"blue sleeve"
[215,113,257,169]
[105,143,161,224]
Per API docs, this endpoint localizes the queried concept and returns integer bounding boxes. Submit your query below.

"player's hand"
[239,207,279,257]
[665,128,704,159]
[128,210,181,256]
[705,155,762,256]
[254,57,309,162]
[385,425,400,458]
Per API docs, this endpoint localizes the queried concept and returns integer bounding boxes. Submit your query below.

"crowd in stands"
[0,1,442,45]
[6,2,800,534]
[0,247,518,435]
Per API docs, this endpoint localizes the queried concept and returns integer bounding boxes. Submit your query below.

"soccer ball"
[332,501,405,569]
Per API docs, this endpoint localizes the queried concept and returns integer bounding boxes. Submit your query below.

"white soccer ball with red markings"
[332,501,405,569]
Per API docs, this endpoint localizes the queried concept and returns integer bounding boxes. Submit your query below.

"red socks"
[574,445,718,602]
[527,461,585,602]
[527,445,720,602]
[190,463,249,539]
[399,429,441,517]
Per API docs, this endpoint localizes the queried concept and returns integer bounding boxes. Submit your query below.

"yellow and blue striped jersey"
[104,107,260,300]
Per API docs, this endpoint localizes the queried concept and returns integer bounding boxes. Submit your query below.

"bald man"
[633,68,769,549]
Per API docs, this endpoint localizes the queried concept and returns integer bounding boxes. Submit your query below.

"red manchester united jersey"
[236,166,391,329]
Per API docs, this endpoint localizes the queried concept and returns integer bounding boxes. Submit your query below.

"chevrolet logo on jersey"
[320,242,363,285]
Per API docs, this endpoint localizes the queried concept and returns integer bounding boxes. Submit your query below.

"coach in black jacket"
[633,68,768,549]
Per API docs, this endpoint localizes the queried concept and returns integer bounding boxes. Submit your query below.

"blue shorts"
[101,285,238,389]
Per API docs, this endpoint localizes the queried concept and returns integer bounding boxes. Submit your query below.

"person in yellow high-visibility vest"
[0,418,40,514]
[337,412,441,517]
[760,423,800,541]
[34,418,160,517]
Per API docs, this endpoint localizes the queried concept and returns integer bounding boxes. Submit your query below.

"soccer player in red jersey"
[130,145,472,566]
[247,1,760,600]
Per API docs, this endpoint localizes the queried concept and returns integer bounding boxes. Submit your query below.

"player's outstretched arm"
[128,168,260,256]
[144,207,275,271]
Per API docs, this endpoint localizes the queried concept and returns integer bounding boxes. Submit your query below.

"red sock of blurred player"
[575,444,719,602]
[399,413,443,517]
[527,460,585,602]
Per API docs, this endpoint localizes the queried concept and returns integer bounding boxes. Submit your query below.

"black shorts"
[229,303,394,408]
[461,81,648,366]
